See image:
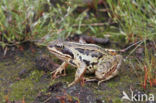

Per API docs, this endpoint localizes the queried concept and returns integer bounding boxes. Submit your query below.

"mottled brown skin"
[47,40,122,87]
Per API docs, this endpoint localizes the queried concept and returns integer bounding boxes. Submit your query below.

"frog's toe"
[52,71,65,80]
[97,81,102,86]
[98,79,106,85]
[51,67,66,79]
[68,82,76,87]
[84,77,97,82]
[51,73,58,79]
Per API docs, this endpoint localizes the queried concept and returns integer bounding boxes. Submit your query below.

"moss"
[112,98,122,103]
[8,70,44,102]
[107,81,118,88]
[0,67,47,102]
[9,78,35,101]
[93,89,105,95]
[58,66,76,83]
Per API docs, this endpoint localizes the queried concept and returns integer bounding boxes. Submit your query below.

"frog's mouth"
[47,47,72,60]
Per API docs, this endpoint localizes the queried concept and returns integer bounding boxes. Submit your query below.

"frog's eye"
[56,44,64,49]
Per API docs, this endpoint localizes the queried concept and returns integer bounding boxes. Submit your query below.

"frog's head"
[47,40,74,61]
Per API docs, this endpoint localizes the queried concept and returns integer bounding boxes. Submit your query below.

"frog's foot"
[52,67,66,79]
[84,77,97,82]
[67,77,85,87]
[97,79,107,85]
[68,76,85,87]
[52,62,68,79]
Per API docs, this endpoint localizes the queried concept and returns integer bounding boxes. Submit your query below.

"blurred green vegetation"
[0,0,155,47]
[107,0,156,42]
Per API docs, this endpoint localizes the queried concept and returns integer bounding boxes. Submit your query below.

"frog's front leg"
[52,62,68,79]
[68,63,86,87]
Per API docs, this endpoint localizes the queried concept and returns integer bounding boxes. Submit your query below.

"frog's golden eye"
[56,44,64,49]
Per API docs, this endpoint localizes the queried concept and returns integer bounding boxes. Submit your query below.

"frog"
[47,40,123,87]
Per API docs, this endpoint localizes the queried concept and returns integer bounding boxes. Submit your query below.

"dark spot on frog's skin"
[83,59,90,66]
[69,60,76,66]
[91,52,103,58]
[75,48,104,58]
[79,56,82,60]
[91,62,98,66]
[75,48,92,56]
[76,48,96,56]
[85,50,90,55]
[75,48,84,54]
[61,47,74,59]
[85,50,97,56]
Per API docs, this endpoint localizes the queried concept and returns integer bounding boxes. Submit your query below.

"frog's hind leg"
[68,62,86,87]
[52,62,68,79]
[95,63,119,85]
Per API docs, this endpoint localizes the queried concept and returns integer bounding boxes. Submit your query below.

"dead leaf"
[152,79,156,86]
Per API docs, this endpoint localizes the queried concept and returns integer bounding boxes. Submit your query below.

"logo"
[121,90,155,102]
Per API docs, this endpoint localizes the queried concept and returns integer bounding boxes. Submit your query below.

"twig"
[0,41,22,46]
[0,40,38,46]
[125,40,144,59]
[119,40,143,53]
[72,22,107,27]
[43,96,52,103]
[67,34,109,45]
[3,47,8,56]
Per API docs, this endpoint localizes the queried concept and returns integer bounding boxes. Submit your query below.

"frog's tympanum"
[47,40,122,87]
